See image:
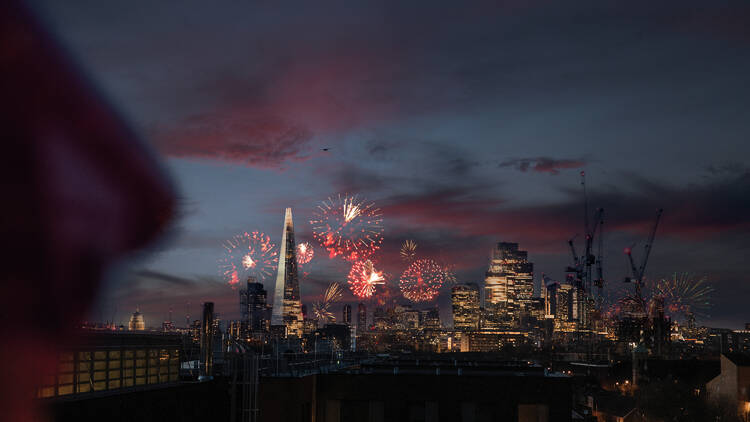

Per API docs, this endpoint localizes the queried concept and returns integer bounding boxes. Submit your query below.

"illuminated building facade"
[452,283,480,331]
[128,308,145,331]
[271,208,303,336]
[37,331,180,399]
[483,242,534,325]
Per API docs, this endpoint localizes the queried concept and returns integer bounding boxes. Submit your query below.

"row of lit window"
[38,348,180,398]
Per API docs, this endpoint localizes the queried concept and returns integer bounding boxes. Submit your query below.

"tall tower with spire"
[271,208,303,336]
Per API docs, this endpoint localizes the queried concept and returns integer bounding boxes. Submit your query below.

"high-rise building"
[240,278,269,333]
[200,302,215,378]
[452,283,480,331]
[373,307,389,330]
[271,208,303,336]
[357,303,367,334]
[484,242,534,324]
[128,308,145,331]
[421,307,441,329]
[544,282,559,318]
[556,283,573,321]
[342,304,352,325]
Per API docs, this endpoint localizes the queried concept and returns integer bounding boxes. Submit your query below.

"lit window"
[58,385,74,396]
[38,387,55,398]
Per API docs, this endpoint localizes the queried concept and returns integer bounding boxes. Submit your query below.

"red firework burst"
[399,259,445,302]
[296,242,314,265]
[219,232,278,288]
[347,260,386,299]
[310,194,384,261]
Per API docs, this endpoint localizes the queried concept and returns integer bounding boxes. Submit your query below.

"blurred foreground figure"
[0,2,175,421]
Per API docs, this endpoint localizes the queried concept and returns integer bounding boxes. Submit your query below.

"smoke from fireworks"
[653,272,714,320]
[400,239,417,262]
[347,260,386,299]
[310,194,384,261]
[219,232,278,288]
[296,242,314,265]
[399,259,446,302]
[313,282,343,323]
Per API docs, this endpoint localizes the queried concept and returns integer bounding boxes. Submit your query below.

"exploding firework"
[310,194,384,261]
[313,282,343,323]
[441,263,458,286]
[653,272,714,320]
[347,260,386,299]
[219,232,278,288]
[400,240,417,262]
[296,242,314,265]
[399,259,446,302]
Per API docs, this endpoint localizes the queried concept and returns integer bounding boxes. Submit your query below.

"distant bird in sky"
[321,148,330,152]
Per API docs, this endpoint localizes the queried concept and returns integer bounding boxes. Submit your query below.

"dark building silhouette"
[357,303,367,334]
[201,302,214,378]
[240,277,269,334]
[259,361,571,421]
[342,304,352,326]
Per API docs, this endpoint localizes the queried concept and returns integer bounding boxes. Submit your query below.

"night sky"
[30,1,750,328]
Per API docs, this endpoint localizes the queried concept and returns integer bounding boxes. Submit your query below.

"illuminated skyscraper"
[452,283,480,331]
[271,208,303,336]
[483,242,534,324]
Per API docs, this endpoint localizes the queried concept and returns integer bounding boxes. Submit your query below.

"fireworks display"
[219,232,278,288]
[400,239,417,262]
[653,272,714,320]
[310,194,384,261]
[312,282,344,323]
[296,242,314,265]
[347,260,386,299]
[604,272,714,322]
[399,259,446,302]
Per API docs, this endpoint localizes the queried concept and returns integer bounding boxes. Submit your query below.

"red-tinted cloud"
[155,109,313,168]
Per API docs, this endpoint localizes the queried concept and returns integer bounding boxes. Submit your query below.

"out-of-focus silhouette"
[0,2,175,421]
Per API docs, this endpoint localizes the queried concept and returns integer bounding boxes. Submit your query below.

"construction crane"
[565,172,606,333]
[624,208,663,311]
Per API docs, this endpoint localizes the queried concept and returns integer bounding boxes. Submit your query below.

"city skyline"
[28,0,750,329]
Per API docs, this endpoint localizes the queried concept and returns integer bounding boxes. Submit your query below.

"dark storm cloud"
[499,157,586,175]
[380,169,750,248]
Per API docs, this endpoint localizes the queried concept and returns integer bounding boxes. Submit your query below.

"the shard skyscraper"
[271,208,303,336]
